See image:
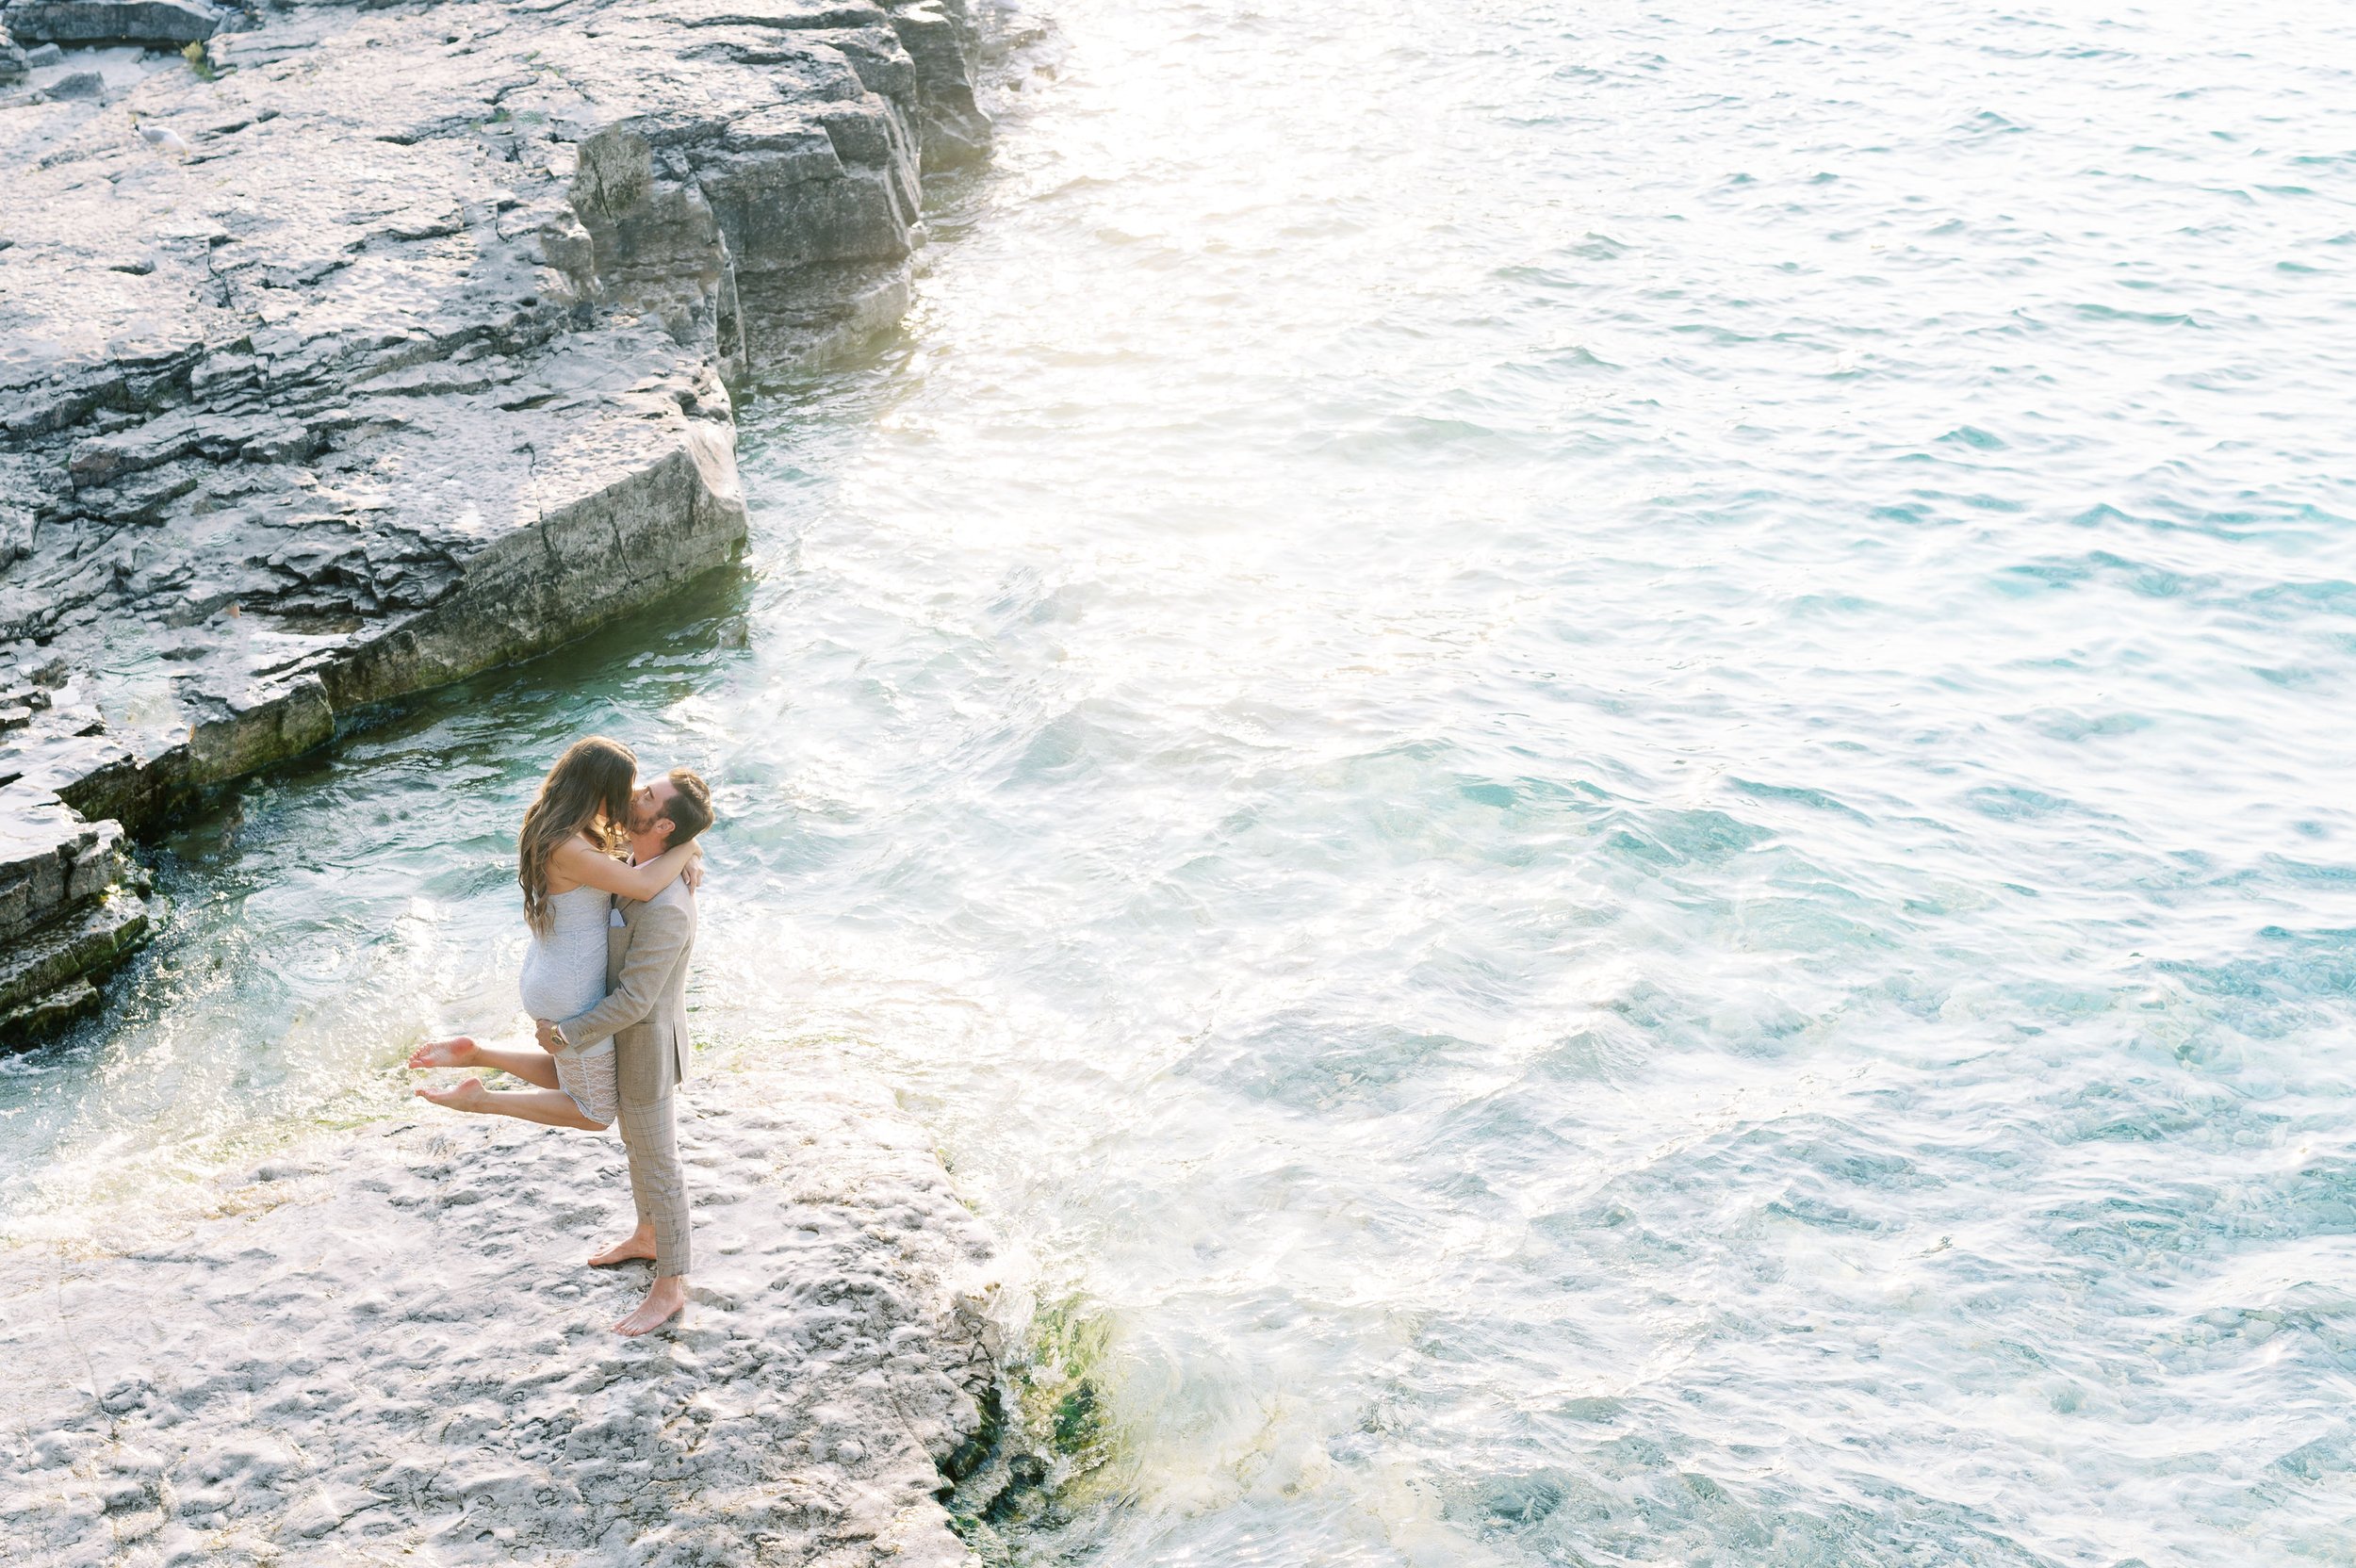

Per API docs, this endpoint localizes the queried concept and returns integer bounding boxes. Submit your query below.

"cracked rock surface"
[0,1061,1013,1565]
[0,0,992,1039]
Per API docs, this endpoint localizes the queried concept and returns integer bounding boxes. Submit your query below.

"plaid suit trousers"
[617,1092,690,1277]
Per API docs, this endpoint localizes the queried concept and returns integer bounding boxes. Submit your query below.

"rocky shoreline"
[0,0,999,1040]
[0,1059,1031,1566]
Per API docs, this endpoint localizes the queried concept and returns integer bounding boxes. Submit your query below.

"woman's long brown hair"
[518,736,636,934]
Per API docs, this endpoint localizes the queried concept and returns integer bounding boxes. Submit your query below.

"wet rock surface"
[0,1061,1016,1565]
[0,0,993,1039]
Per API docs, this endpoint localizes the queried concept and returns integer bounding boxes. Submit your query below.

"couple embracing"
[408,737,714,1336]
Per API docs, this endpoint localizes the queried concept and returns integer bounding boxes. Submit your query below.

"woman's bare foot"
[588,1224,660,1267]
[407,1037,480,1070]
[414,1075,489,1113]
[615,1276,687,1336]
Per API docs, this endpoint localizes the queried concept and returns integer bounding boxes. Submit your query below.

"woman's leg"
[408,1037,563,1091]
[414,1076,607,1130]
[468,1042,565,1090]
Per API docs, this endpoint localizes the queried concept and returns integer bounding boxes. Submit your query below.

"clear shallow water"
[8,0,2356,1561]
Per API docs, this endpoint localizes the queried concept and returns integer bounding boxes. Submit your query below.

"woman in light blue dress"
[407,737,699,1127]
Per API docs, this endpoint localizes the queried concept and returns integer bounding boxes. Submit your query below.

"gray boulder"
[3,0,225,47]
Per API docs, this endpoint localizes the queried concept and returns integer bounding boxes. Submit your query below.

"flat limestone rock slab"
[0,1060,1010,1565]
[2,1,229,48]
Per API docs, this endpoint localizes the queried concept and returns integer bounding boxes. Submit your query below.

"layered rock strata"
[0,1061,1019,1565]
[0,0,992,1039]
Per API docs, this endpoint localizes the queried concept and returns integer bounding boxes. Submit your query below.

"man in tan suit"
[537,767,712,1336]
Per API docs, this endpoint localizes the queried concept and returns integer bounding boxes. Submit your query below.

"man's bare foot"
[407,1037,480,1070]
[414,1075,489,1113]
[587,1227,660,1267]
[615,1276,687,1336]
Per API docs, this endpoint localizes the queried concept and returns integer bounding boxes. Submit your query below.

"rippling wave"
[8,0,2356,1561]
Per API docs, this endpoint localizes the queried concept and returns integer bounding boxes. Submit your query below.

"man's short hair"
[662,768,714,846]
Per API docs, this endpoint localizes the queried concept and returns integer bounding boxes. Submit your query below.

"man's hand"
[535,1018,563,1052]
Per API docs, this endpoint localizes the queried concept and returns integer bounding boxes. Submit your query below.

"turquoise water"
[8,0,2356,1561]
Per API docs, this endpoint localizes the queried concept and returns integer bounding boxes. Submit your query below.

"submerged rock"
[0,0,998,1042]
[0,1060,1020,1564]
